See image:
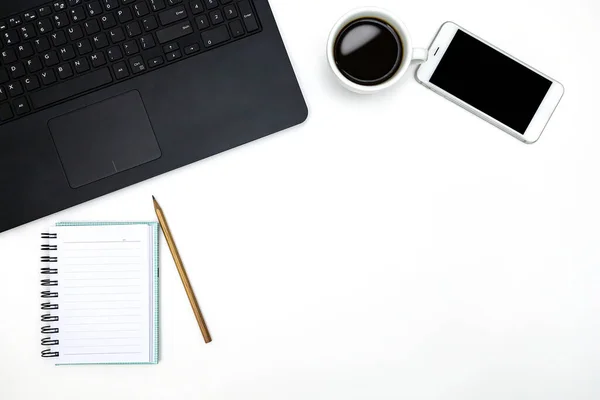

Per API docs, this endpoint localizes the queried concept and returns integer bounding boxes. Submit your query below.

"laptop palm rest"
[48,90,161,189]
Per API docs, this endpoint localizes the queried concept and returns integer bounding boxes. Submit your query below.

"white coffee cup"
[327,7,428,94]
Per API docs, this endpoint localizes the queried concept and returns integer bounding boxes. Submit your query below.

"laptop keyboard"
[0,0,261,125]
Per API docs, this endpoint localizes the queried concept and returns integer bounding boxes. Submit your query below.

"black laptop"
[0,0,307,233]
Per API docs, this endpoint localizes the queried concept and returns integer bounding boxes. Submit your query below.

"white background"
[1,0,599,399]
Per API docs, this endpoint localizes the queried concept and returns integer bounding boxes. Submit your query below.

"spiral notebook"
[41,222,159,365]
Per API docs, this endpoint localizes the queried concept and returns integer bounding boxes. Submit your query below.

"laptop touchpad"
[49,90,161,189]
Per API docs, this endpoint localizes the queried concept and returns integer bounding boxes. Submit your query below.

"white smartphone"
[416,22,564,144]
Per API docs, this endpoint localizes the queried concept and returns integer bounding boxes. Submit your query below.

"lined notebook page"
[54,225,154,365]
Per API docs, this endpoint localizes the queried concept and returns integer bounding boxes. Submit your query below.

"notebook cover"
[54,221,159,366]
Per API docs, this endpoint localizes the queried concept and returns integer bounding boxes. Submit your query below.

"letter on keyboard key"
[201,25,229,47]
[30,68,112,109]
[156,20,193,44]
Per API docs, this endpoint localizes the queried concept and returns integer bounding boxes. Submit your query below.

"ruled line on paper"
[62,337,142,341]
[63,263,141,266]
[62,292,142,295]
[62,256,141,259]
[62,247,140,251]
[63,352,142,356]
[64,278,141,281]
[64,285,141,289]
[62,329,141,333]
[64,322,142,326]
[62,344,142,348]
[63,315,142,318]
[63,299,142,303]
[63,306,141,310]
[63,241,142,244]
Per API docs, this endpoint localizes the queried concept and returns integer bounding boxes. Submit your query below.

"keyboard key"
[24,76,40,91]
[3,30,19,45]
[139,35,155,50]
[149,0,166,12]
[19,25,36,40]
[113,62,129,79]
[23,12,37,22]
[36,19,52,34]
[3,50,18,68]
[31,67,112,108]
[0,69,8,84]
[224,5,237,20]
[92,33,109,48]
[134,2,150,18]
[184,43,199,54]
[38,7,52,17]
[53,13,69,29]
[204,0,219,10]
[51,31,67,46]
[0,21,7,31]
[142,16,158,31]
[190,0,204,14]
[84,19,101,34]
[107,46,123,61]
[117,8,133,23]
[67,25,84,40]
[238,0,258,32]
[126,21,142,37]
[23,73,41,91]
[201,25,230,47]
[34,37,51,52]
[76,39,93,55]
[57,63,74,79]
[40,70,57,85]
[9,16,23,27]
[163,43,178,52]
[209,10,223,24]
[70,7,86,23]
[123,40,139,55]
[148,56,164,68]
[17,43,33,58]
[42,51,59,67]
[103,0,119,10]
[8,81,23,96]
[156,20,193,44]
[0,87,6,101]
[90,51,106,67]
[159,6,187,25]
[53,1,67,12]
[168,0,182,5]
[128,56,146,73]
[9,63,26,79]
[58,45,76,61]
[26,57,43,72]
[195,15,209,30]
[87,1,103,17]
[74,57,90,73]
[165,50,181,61]
[13,98,30,115]
[0,103,12,121]
[110,27,126,42]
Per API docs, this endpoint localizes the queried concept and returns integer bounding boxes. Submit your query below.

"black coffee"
[334,18,403,86]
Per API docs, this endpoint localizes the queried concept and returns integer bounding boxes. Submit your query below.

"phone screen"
[430,30,552,134]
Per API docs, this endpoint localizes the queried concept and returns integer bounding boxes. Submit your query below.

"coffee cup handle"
[412,48,429,64]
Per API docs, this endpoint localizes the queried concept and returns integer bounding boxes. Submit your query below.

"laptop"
[0,0,307,233]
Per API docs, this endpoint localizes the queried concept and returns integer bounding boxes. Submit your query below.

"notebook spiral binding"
[41,232,59,358]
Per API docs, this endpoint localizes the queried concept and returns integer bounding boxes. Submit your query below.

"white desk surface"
[2,0,599,399]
